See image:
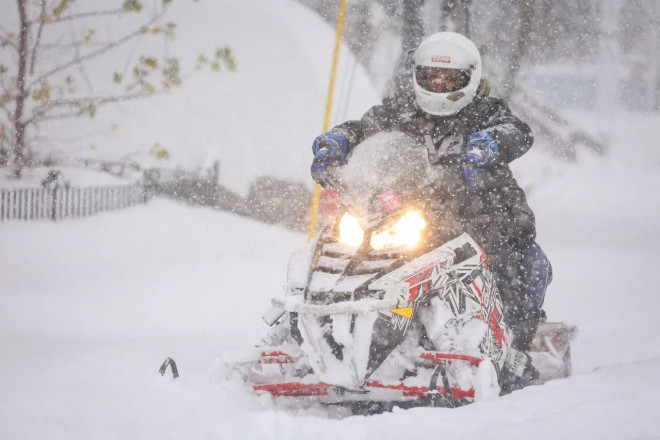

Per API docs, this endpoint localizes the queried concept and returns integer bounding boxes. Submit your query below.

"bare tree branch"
[27,91,147,125]
[32,133,90,142]
[27,6,169,90]
[69,25,94,92]
[77,56,95,92]
[33,111,80,124]
[3,0,208,175]
[32,33,67,64]
[0,101,12,119]
[0,73,13,94]
[121,31,146,79]
[29,0,47,75]
[29,8,125,26]
[32,110,83,122]
[40,41,114,50]
[40,92,147,109]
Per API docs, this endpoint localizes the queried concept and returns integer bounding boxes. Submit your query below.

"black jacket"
[329,90,537,269]
[334,93,533,164]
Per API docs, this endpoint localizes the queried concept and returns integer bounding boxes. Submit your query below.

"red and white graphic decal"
[431,55,451,63]
[404,266,434,303]
[475,242,489,269]
[488,307,506,348]
[377,190,402,212]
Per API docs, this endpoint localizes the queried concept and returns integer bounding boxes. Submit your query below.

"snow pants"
[489,241,552,351]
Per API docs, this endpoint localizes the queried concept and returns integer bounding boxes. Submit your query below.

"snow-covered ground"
[2,0,660,438]
[2,122,660,437]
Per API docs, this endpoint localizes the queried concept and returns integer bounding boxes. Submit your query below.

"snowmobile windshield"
[325,130,443,223]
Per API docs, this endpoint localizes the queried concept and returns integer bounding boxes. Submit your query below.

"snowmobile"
[221,131,576,414]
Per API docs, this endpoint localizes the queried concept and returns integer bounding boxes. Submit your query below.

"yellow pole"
[308,0,348,241]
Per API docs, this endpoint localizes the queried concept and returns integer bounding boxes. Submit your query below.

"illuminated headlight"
[338,212,365,247]
[370,211,426,251]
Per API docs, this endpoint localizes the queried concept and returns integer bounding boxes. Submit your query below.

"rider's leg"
[492,242,552,393]
[511,241,552,349]
[506,242,551,351]
[523,242,552,319]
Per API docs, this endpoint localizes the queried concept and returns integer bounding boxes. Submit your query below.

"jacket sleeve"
[477,97,534,164]
[330,97,400,151]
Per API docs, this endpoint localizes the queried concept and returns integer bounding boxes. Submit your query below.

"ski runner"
[310,32,550,392]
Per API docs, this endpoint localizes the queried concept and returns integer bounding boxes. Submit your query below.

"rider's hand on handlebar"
[311,131,348,187]
[460,131,499,166]
[459,131,498,191]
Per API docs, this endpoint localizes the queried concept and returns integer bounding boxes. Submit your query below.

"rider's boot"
[500,312,542,395]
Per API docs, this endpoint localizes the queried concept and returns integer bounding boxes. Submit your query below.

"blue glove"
[460,131,499,166]
[459,131,499,191]
[310,131,348,187]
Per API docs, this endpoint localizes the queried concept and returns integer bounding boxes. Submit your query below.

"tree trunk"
[12,0,29,178]
[440,0,471,36]
[651,1,660,112]
[654,66,660,112]
[502,0,532,100]
[389,0,424,97]
[596,0,624,113]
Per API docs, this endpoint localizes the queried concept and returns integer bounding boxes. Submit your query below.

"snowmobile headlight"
[370,211,426,251]
[338,212,364,247]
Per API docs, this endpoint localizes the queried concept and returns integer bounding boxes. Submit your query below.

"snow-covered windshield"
[326,130,443,223]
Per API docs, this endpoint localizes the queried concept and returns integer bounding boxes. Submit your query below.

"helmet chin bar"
[414,86,477,116]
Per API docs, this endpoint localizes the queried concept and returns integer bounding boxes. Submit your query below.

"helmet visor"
[415,66,470,93]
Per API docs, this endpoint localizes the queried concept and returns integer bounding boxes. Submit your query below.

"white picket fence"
[0,184,148,221]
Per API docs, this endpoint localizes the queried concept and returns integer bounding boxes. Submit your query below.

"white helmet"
[412,32,482,116]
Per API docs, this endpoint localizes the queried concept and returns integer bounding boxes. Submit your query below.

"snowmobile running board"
[252,351,488,404]
[253,380,475,400]
[256,350,488,367]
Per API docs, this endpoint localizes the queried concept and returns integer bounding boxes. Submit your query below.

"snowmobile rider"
[309,32,551,390]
